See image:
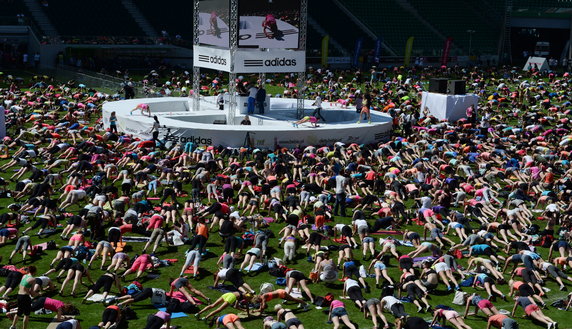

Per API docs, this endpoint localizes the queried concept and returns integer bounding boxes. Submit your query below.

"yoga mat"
[46,316,75,329]
[122,236,150,242]
[157,307,187,318]
[115,242,126,252]
[86,294,116,303]
[184,266,199,274]
[413,256,435,262]
[371,230,404,235]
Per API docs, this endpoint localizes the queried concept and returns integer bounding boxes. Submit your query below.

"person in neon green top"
[11,265,37,329]
[195,291,253,320]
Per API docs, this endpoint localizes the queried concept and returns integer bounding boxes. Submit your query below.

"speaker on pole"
[447,80,466,95]
[429,78,448,93]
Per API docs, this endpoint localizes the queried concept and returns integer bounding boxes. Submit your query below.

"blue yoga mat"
[157,307,187,318]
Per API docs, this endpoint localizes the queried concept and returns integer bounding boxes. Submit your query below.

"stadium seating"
[308,0,373,55]
[407,0,501,55]
[42,0,143,37]
[338,0,443,56]
[0,0,27,17]
[135,0,194,40]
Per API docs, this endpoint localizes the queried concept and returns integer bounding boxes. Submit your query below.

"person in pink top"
[431,308,472,329]
[130,103,151,117]
[121,254,152,279]
[262,14,278,38]
[29,297,78,321]
[146,213,164,231]
[329,299,357,329]
[144,310,171,329]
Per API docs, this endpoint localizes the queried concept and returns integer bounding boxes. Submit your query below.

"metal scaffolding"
[296,0,308,119]
[227,0,239,125]
[192,0,200,112]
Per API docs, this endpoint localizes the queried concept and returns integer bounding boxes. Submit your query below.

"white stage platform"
[102,97,393,148]
[421,92,479,121]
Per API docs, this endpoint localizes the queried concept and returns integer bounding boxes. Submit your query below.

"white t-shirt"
[344,278,360,291]
[382,296,401,310]
[314,96,322,108]
[248,87,258,98]
[546,204,559,212]
[353,219,368,229]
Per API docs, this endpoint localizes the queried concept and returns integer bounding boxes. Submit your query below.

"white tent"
[523,56,550,71]
[421,92,479,122]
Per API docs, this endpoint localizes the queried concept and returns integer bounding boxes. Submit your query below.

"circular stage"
[102,97,393,148]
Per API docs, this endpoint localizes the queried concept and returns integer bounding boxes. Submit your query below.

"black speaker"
[447,80,466,95]
[429,78,448,93]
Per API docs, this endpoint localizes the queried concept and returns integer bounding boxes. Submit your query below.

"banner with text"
[404,36,414,66]
[193,45,232,72]
[321,35,329,67]
[441,37,453,66]
[352,37,363,67]
[234,49,306,73]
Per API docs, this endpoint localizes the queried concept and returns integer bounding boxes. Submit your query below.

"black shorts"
[226,269,245,288]
[399,258,413,270]
[345,265,359,278]
[92,275,114,293]
[289,270,307,282]
[347,286,364,302]
[56,258,74,271]
[31,296,47,312]
[68,216,82,226]
[4,271,23,289]
[406,283,424,300]
[102,307,119,323]
[518,284,535,297]
[17,294,32,316]
[341,226,352,237]
[70,263,85,272]
[308,232,322,245]
[286,318,302,328]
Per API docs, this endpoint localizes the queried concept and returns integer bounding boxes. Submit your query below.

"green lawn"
[0,71,570,329]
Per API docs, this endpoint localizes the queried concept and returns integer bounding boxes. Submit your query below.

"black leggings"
[102,307,119,323]
[145,315,165,329]
[91,275,114,293]
[4,271,23,289]
[347,286,365,303]
[132,288,154,302]
[29,217,49,230]
[160,188,177,205]
[226,269,245,288]
[31,297,47,312]
[224,237,243,253]
[108,228,121,244]
[190,235,207,252]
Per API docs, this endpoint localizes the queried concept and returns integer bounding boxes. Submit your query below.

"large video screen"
[238,0,301,49]
[198,0,230,48]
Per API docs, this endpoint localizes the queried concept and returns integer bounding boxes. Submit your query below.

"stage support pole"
[227,0,239,125]
[192,0,200,112]
[296,0,308,119]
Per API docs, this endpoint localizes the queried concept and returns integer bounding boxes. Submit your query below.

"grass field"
[0,72,570,329]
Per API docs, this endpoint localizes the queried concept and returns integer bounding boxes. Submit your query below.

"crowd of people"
[0,64,571,329]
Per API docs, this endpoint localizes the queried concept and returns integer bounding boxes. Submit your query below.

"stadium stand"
[407,0,501,55]
[338,0,443,56]
[41,0,143,37]
[135,0,194,40]
[308,0,373,55]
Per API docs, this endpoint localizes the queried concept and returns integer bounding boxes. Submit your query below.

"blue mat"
[157,306,187,318]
